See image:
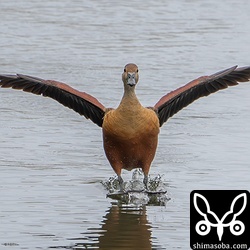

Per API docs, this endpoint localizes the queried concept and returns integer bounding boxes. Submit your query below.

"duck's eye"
[124,68,126,73]
[136,69,139,73]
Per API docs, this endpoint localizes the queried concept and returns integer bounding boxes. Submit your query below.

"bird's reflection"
[53,204,165,250]
[97,205,152,249]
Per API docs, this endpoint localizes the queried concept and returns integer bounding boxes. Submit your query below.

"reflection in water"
[51,204,165,250]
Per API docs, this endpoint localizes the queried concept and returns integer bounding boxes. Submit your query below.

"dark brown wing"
[154,66,250,127]
[0,74,106,127]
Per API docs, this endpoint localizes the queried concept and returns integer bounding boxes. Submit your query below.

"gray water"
[0,0,250,249]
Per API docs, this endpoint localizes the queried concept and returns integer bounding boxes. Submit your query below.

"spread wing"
[154,66,250,127]
[0,74,105,127]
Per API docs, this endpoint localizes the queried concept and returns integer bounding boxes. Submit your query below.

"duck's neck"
[118,85,142,111]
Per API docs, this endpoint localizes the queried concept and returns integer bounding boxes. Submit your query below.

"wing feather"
[0,74,105,127]
[154,66,250,127]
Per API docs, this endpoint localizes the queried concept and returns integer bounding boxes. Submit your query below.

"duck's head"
[122,63,139,88]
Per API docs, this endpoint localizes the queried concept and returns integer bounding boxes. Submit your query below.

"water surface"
[0,0,250,249]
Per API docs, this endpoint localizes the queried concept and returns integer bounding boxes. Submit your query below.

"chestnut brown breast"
[102,104,160,172]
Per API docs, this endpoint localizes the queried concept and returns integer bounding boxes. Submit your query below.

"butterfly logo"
[193,192,247,241]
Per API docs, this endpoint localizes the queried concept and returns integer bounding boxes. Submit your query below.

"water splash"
[101,169,170,206]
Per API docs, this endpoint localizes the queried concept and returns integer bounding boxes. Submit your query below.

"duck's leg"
[143,174,149,190]
[117,175,124,192]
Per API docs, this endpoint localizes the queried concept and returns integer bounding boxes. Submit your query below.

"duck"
[1,63,250,190]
